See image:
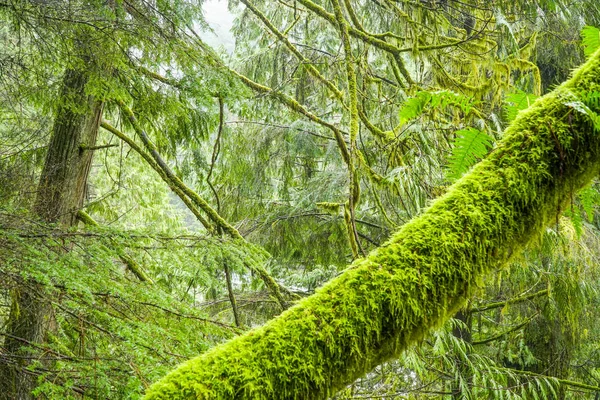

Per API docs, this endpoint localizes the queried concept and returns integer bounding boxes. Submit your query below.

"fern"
[578,183,599,223]
[582,26,600,57]
[398,91,430,124]
[447,127,493,181]
[564,91,600,132]
[398,90,475,125]
[504,90,538,122]
[566,183,600,235]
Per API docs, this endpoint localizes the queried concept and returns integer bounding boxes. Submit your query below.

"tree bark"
[0,68,103,399]
[34,68,104,226]
[143,49,600,399]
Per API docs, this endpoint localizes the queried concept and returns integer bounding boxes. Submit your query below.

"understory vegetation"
[1,0,600,398]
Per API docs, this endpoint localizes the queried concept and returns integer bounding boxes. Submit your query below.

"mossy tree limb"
[100,117,296,310]
[100,120,216,233]
[144,49,600,400]
[117,101,242,239]
[76,210,154,284]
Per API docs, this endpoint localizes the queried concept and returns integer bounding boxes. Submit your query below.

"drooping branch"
[498,368,600,393]
[76,210,154,284]
[471,288,549,313]
[117,101,242,239]
[472,313,538,345]
[295,0,414,85]
[226,67,351,165]
[144,49,600,399]
[100,120,215,233]
[101,116,297,311]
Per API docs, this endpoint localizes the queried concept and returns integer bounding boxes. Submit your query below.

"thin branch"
[472,289,549,313]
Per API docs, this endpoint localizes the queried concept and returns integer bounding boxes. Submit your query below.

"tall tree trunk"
[0,68,103,399]
[143,49,600,399]
[34,68,104,225]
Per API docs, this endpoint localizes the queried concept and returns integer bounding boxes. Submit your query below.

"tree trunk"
[0,68,103,399]
[34,68,104,226]
[143,49,600,400]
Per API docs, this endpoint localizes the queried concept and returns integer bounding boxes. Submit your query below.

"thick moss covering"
[144,49,600,399]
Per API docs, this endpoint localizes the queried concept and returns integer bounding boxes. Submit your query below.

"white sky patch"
[202,0,236,54]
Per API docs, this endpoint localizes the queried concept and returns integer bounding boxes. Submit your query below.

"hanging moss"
[144,49,600,400]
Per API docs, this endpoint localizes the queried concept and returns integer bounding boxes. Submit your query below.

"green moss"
[143,48,600,400]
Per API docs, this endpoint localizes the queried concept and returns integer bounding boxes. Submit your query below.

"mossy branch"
[100,120,295,310]
[227,67,351,166]
[76,210,154,284]
[240,0,393,152]
[332,0,363,258]
[144,38,600,400]
[116,101,242,239]
[296,0,415,85]
[100,121,215,233]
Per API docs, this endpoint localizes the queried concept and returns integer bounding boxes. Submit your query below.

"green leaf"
[564,91,600,132]
[504,90,538,122]
[398,90,475,125]
[398,92,431,125]
[582,26,600,57]
[447,128,493,181]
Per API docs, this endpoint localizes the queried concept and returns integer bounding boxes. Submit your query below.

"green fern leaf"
[582,26,600,57]
[398,90,476,125]
[504,90,538,122]
[447,128,493,181]
[577,183,599,223]
[564,91,600,132]
[398,92,431,125]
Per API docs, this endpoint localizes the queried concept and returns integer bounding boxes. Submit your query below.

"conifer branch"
[101,120,296,311]
[100,120,215,233]
[76,210,154,284]
[498,368,600,393]
[116,101,242,239]
[472,313,538,345]
[100,117,298,309]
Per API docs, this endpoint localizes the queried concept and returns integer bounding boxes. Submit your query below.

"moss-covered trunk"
[144,49,600,400]
[0,68,103,399]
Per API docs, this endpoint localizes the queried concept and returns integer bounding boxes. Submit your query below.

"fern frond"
[447,128,493,181]
[577,184,599,222]
[398,92,431,124]
[504,90,538,122]
[398,90,476,125]
[582,26,600,58]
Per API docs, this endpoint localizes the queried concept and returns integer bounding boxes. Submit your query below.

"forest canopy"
[1,0,600,399]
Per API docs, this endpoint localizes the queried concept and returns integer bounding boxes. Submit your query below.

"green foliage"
[564,91,600,131]
[582,26,600,57]
[398,90,476,126]
[446,128,493,182]
[0,210,250,398]
[577,183,600,222]
[2,1,600,399]
[505,90,540,122]
[143,49,600,399]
